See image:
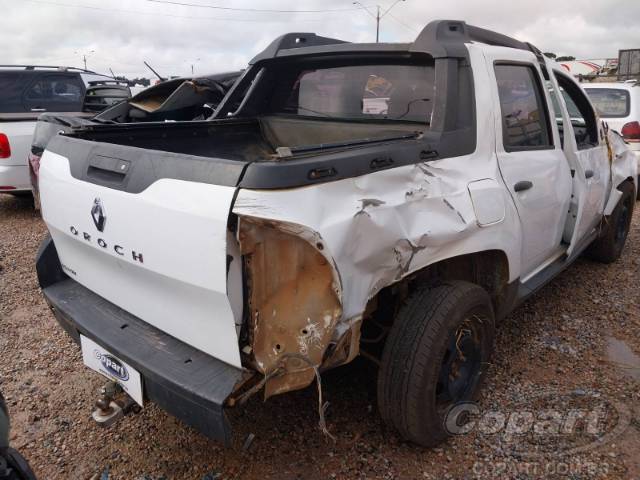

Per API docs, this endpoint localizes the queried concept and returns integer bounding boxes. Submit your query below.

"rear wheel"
[587,181,635,263]
[377,281,495,447]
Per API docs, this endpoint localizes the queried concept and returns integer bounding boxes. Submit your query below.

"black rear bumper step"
[36,236,243,445]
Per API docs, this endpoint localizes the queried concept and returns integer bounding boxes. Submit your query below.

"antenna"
[143,61,165,82]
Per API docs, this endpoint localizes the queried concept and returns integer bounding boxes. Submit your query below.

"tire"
[636,176,639,201]
[586,181,635,263]
[377,281,495,447]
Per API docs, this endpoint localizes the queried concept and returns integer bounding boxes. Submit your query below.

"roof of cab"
[250,19,542,64]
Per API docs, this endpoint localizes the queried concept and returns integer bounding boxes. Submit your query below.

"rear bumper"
[0,164,30,192]
[35,236,244,445]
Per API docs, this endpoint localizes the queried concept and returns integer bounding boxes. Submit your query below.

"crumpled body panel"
[604,129,639,215]
[234,152,521,323]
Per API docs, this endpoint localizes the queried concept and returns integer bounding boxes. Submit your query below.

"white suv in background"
[0,66,129,198]
[584,81,640,197]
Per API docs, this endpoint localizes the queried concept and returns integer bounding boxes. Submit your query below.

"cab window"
[494,64,553,151]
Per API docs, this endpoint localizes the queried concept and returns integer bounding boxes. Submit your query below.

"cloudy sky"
[2,0,639,79]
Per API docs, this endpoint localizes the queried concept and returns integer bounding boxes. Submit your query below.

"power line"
[387,12,418,34]
[15,0,331,22]
[145,0,372,13]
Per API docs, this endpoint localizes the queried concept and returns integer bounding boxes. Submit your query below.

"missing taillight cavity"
[621,121,640,142]
[0,133,11,159]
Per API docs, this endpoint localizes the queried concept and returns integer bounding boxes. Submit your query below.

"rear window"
[584,88,630,118]
[268,64,435,124]
[83,86,131,112]
[20,74,85,113]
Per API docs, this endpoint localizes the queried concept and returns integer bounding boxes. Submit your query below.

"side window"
[0,72,27,113]
[23,74,84,112]
[553,73,598,150]
[494,64,553,151]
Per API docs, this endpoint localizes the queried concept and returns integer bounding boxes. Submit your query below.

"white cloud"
[1,0,639,78]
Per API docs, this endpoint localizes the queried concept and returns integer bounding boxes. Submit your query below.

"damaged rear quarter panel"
[232,46,522,394]
[234,160,521,396]
[235,155,520,324]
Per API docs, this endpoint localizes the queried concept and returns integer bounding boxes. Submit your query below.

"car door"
[548,70,609,254]
[22,73,84,113]
[485,50,573,279]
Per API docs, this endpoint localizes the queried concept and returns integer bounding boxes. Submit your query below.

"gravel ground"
[1,193,639,480]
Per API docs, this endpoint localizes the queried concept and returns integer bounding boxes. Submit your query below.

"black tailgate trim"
[46,134,247,193]
[36,236,243,444]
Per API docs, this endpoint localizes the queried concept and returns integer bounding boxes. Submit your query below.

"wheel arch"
[359,248,514,362]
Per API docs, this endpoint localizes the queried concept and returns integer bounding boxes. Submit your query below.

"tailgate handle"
[87,156,131,184]
[585,169,594,179]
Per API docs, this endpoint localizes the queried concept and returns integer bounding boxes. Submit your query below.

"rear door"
[485,49,573,278]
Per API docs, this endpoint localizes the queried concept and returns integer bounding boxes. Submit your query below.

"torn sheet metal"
[238,217,342,398]
[604,129,639,215]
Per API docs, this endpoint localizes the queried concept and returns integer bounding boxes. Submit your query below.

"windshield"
[584,88,630,118]
[268,63,435,124]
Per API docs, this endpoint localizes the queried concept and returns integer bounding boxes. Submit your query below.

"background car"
[28,71,241,210]
[0,65,130,200]
[584,81,640,198]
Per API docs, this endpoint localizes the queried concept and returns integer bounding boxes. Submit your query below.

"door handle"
[585,169,594,179]
[30,108,46,112]
[514,180,533,192]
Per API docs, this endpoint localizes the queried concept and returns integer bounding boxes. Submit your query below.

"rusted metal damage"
[238,217,343,398]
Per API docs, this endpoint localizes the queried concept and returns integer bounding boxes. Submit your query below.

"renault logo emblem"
[91,198,106,232]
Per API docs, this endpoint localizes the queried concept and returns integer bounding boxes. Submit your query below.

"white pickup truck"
[0,66,129,196]
[35,21,637,447]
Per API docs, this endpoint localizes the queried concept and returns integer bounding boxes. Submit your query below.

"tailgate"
[39,137,244,368]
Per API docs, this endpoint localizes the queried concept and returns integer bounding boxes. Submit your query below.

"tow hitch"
[92,381,141,428]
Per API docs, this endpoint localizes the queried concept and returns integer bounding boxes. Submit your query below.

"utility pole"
[74,49,94,70]
[190,58,200,77]
[354,0,406,43]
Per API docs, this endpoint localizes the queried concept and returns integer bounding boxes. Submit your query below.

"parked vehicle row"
[33,20,637,448]
[583,81,640,198]
[0,66,130,195]
[28,71,241,209]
